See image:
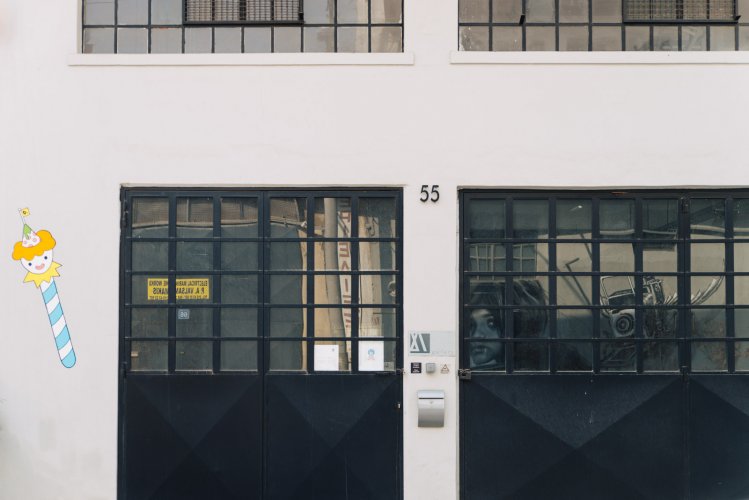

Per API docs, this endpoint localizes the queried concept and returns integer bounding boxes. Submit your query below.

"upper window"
[461,191,749,374]
[82,0,403,53]
[458,0,747,51]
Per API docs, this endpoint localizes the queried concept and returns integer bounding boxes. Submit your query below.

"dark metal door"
[120,189,403,500]
[460,190,749,500]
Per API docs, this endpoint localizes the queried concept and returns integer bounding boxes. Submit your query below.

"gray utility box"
[417,390,445,427]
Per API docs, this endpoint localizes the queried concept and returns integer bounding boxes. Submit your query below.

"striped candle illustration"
[11,209,76,368]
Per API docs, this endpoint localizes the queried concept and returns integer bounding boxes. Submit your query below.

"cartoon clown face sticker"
[21,250,54,274]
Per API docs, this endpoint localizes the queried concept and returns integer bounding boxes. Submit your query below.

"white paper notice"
[314,344,339,371]
[358,340,385,371]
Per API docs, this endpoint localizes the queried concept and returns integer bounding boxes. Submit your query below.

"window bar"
[351,195,361,373]
[505,197,514,373]
[262,194,272,375]
[549,197,558,373]
[681,196,692,373]
[212,196,222,372]
[168,194,178,373]
[634,197,644,373]
[306,196,315,372]
[592,197,601,373]
[727,196,736,372]
[395,192,404,371]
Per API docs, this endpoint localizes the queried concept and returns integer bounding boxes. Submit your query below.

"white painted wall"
[1,0,749,498]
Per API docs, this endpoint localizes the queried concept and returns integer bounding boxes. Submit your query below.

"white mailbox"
[417,390,445,427]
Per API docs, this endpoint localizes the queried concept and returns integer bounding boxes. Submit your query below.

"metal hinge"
[120,361,127,379]
[681,198,690,214]
[458,368,472,380]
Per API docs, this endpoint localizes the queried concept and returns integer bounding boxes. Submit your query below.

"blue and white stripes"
[40,278,76,368]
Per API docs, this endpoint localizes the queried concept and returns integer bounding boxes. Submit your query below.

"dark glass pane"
[130,341,168,371]
[735,243,749,271]
[176,307,212,337]
[643,199,678,239]
[269,341,306,370]
[360,307,397,337]
[557,342,592,371]
[643,242,677,273]
[527,0,555,21]
[600,243,635,271]
[559,26,589,51]
[468,278,507,307]
[513,200,548,239]
[600,341,636,371]
[690,276,725,306]
[314,198,353,237]
[132,242,168,271]
[177,197,213,237]
[511,276,548,305]
[467,199,505,238]
[691,308,727,337]
[556,199,592,237]
[222,275,259,304]
[270,198,307,236]
[132,197,169,238]
[513,243,548,272]
[513,342,549,371]
[691,243,725,272]
[468,243,506,271]
[467,340,505,370]
[315,273,354,306]
[735,309,749,337]
[221,308,258,337]
[691,198,726,238]
[493,0,522,21]
[556,243,592,272]
[600,199,635,238]
[177,241,213,271]
[643,342,679,371]
[176,341,213,371]
[221,341,258,370]
[270,274,305,304]
[83,28,115,53]
[735,277,749,304]
[359,198,397,237]
[359,242,396,270]
[692,341,727,371]
[269,308,307,337]
[221,198,258,237]
[221,242,259,271]
[269,242,308,270]
[459,26,489,51]
[371,27,402,52]
[734,199,749,237]
[371,0,401,22]
[557,277,593,306]
[360,275,397,304]
[152,0,183,23]
[459,0,489,21]
[131,308,168,337]
[644,308,678,338]
[84,0,115,24]
[559,0,587,21]
[557,309,593,338]
[314,308,353,337]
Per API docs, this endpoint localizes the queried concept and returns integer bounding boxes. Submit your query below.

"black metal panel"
[265,374,402,500]
[689,375,749,500]
[123,375,262,500]
[461,374,684,500]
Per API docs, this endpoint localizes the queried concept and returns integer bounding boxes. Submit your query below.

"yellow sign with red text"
[147,278,210,301]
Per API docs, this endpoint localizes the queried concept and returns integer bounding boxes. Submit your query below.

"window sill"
[450,50,749,65]
[68,52,414,66]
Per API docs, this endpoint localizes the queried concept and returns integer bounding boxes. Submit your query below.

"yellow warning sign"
[147,278,210,301]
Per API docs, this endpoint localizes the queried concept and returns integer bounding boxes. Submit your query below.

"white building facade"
[2,0,749,498]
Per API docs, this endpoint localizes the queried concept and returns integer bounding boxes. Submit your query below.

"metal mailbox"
[417,390,445,428]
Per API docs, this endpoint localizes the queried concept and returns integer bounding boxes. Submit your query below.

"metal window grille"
[184,0,302,24]
[624,0,737,22]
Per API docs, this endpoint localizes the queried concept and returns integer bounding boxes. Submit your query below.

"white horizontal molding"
[68,52,415,66]
[450,50,749,65]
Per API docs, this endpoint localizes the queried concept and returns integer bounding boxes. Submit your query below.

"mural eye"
[44,256,48,260]
[28,263,32,266]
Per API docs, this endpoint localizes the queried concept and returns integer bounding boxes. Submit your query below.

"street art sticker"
[11,208,76,368]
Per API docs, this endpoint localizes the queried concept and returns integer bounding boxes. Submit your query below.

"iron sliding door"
[119,188,403,500]
[460,190,749,500]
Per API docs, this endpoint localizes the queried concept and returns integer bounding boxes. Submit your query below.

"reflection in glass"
[314,240,354,270]
[644,308,678,339]
[691,199,725,237]
[176,307,212,337]
[270,198,306,235]
[514,342,549,371]
[735,243,749,272]
[314,308,351,337]
[643,342,679,371]
[132,242,168,271]
[513,243,547,272]
[270,274,306,304]
[177,197,213,237]
[221,308,258,337]
[132,198,169,238]
[557,309,593,338]
[557,277,592,306]
[177,241,213,271]
[221,198,258,237]
[130,341,167,371]
[735,341,749,370]
[600,199,635,238]
[690,276,725,306]
[557,199,592,237]
[468,199,505,238]
[314,198,352,237]
[600,276,636,337]
[270,341,306,370]
[359,198,396,237]
[557,342,592,371]
[222,275,259,304]
[600,243,635,271]
[556,243,592,272]
[691,308,726,337]
[513,200,548,238]
[314,274,351,305]
[643,199,678,239]
[359,241,396,270]
[269,242,308,270]
[132,308,169,337]
[360,275,397,304]
[691,341,727,371]
[360,307,397,337]
[734,199,749,237]
[691,243,725,272]
[337,27,368,52]
[221,341,258,370]
[493,0,522,21]
[600,341,636,371]
[176,308,213,371]
[735,277,749,304]
[643,243,677,272]
[269,308,307,337]
[459,0,489,22]
[371,0,402,22]
[221,242,258,271]
[468,243,506,271]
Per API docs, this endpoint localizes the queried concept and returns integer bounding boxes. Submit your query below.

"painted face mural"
[469,308,503,369]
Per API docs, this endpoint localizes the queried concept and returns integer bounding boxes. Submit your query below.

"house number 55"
[420,185,439,203]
